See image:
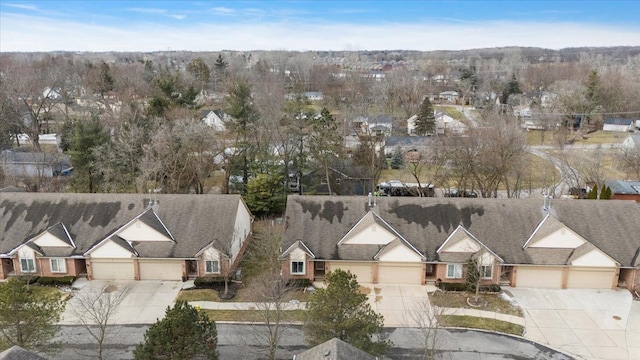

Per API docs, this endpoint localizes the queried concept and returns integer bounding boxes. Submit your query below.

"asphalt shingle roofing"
[0,193,244,259]
[283,195,640,266]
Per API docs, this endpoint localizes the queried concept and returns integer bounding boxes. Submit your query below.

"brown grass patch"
[429,291,523,317]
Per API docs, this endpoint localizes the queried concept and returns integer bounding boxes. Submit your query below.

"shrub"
[36,276,76,286]
[193,276,225,288]
[15,275,40,284]
[286,278,313,288]
[437,282,501,292]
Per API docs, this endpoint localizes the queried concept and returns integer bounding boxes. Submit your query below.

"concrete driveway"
[507,287,637,360]
[360,283,436,327]
[60,279,183,325]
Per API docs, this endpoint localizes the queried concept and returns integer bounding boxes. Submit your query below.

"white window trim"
[205,260,220,274]
[480,265,493,279]
[20,258,36,273]
[50,258,66,273]
[446,264,462,279]
[291,261,305,275]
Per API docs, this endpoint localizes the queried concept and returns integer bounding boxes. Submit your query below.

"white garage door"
[516,267,563,288]
[567,267,615,289]
[139,260,184,281]
[378,263,423,284]
[91,259,134,280]
[330,262,373,283]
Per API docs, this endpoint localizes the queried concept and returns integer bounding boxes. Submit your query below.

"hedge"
[437,282,501,293]
[36,276,76,286]
[193,276,226,288]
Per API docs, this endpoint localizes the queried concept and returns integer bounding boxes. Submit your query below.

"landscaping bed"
[202,309,306,323]
[429,291,523,317]
[440,315,524,336]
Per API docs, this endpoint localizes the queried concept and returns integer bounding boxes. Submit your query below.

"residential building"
[605,180,640,201]
[603,118,634,132]
[280,196,640,291]
[0,193,252,281]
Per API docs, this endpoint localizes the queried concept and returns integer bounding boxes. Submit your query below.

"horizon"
[1,1,640,52]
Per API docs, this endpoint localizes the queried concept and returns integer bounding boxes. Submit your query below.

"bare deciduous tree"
[66,282,131,360]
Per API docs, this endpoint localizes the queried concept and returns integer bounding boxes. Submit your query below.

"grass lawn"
[435,105,464,120]
[440,315,524,336]
[176,287,312,303]
[525,129,629,147]
[29,284,64,298]
[202,309,306,322]
[429,291,523,317]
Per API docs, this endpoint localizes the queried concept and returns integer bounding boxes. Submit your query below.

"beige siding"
[567,267,616,289]
[90,259,135,280]
[330,262,373,283]
[378,263,423,284]
[139,260,183,280]
[516,267,563,288]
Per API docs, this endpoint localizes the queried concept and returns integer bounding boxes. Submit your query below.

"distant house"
[621,134,640,151]
[407,112,467,136]
[201,109,230,131]
[384,136,435,156]
[603,118,634,132]
[0,149,71,178]
[353,115,393,136]
[438,91,459,103]
[285,91,324,102]
[605,180,640,202]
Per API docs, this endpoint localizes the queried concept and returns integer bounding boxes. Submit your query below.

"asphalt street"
[50,324,573,360]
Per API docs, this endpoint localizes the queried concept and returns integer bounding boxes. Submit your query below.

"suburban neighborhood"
[2,1,640,359]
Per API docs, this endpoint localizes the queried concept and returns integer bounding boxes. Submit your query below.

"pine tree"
[500,73,521,105]
[135,301,218,360]
[414,97,436,136]
[391,147,404,169]
[305,269,391,356]
[586,185,598,199]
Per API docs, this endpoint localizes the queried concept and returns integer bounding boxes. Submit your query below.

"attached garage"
[567,267,616,289]
[90,259,134,280]
[139,260,184,281]
[330,262,373,283]
[378,263,423,284]
[516,266,563,288]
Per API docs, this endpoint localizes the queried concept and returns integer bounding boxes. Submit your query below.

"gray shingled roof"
[294,338,377,360]
[0,193,244,259]
[283,196,640,266]
[0,346,47,360]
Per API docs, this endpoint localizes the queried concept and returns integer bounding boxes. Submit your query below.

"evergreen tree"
[134,301,218,360]
[414,97,436,136]
[585,69,601,109]
[500,73,521,105]
[97,61,115,96]
[390,147,404,169]
[225,81,260,194]
[586,185,598,199]
[67,116,110,193]
[305,269,391,356]
[0,278,65,354]
[308,108,343,195]
[186,57,211,89]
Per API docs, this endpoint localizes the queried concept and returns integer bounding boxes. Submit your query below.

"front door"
[314,261,326,280]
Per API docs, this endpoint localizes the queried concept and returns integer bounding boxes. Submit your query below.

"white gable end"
[378,244,422,262]
[571,249,617,267]
[90,240,134,258]
[203,247,220,261]
[117,219,172,242]
[478,251,496,265]
[341,223,397,245]
[33,232,71,247]
[290,247,307,261]
[442,237,481,253]
[18,246,35,258]
[529,228,586,248]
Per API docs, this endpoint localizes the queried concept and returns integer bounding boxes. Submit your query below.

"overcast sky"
[1,1,639,52]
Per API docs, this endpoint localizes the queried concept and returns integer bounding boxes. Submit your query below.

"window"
[446,264,462,279]
[50,258,66,273]
[20,258,36,273]
[291,261,305,275]
[480,265,493,279]
[205,260,220,274]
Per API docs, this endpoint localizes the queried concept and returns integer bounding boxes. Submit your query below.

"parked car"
[444,189,478,198]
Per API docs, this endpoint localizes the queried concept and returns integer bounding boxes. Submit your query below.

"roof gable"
[374,238,424,262]
[32,222,75,248]
[87,237,136,258]
[571,247,618,267]
[279,240,315,260]
[524,215,586,249]
[114,209,174,242]
[437,225,503,262]
[338,211,398,245]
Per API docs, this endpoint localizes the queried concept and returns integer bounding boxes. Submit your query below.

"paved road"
[51,324,573,360]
